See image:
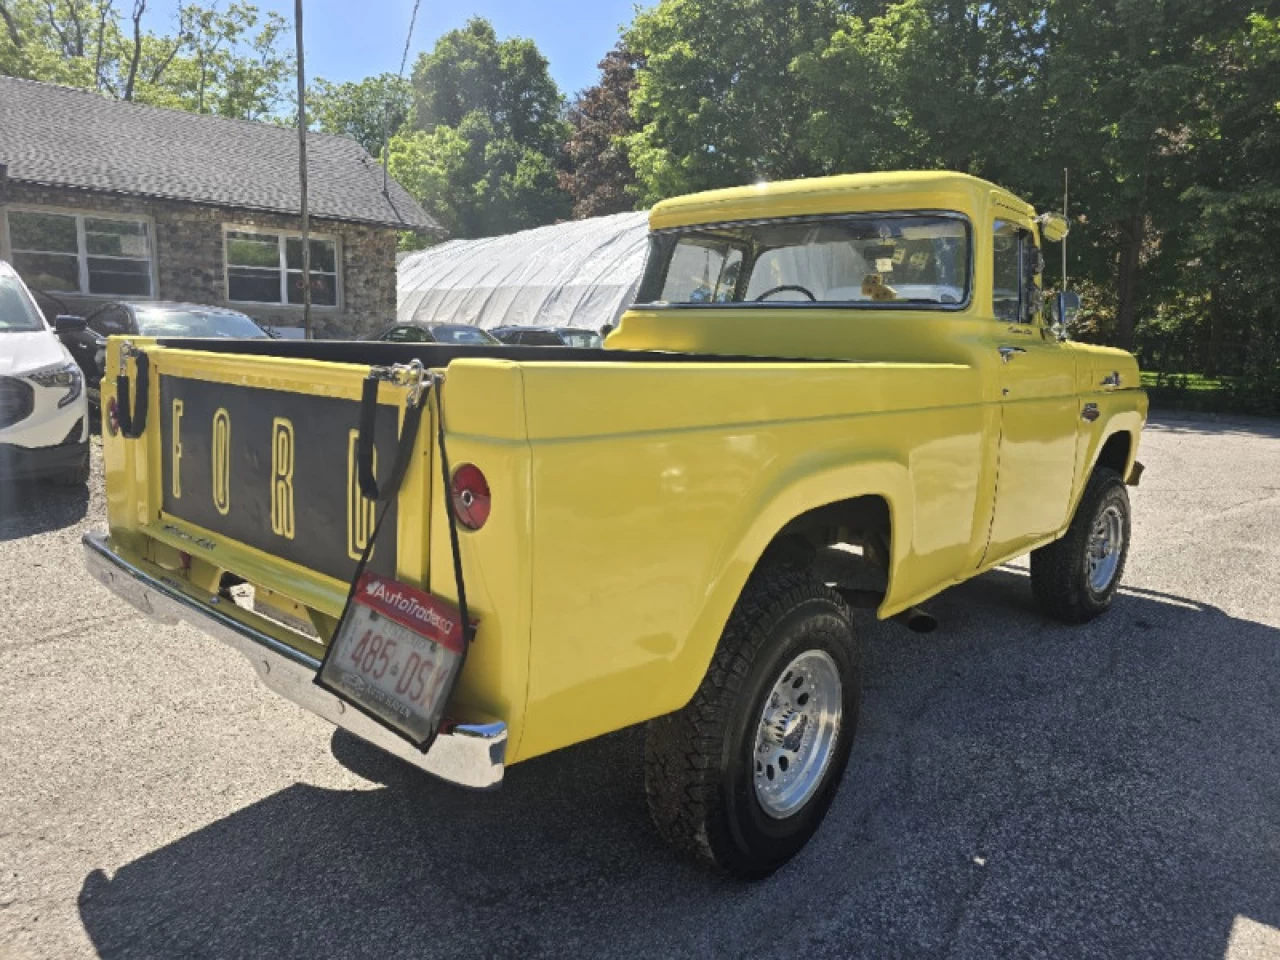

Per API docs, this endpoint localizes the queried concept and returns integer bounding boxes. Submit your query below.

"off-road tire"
[1030,467,1130,623]
[643,568,860,879]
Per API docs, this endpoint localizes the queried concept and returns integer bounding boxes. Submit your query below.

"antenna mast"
[1062,167,1069,291]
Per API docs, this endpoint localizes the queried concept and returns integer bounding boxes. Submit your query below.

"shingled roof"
[0,76,442,234]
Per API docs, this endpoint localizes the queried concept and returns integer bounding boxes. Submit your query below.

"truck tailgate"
[105,343,433,642]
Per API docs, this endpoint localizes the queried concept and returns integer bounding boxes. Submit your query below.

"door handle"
[998,346,1027,364]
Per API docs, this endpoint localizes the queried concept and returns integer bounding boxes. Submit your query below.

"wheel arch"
[1069,407,1145,524]
[1095,430,1134,478]
[657,458,912,717]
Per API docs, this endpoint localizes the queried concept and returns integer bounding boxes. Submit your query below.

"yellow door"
[983,217,1079,564]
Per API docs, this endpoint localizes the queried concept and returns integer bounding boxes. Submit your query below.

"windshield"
[0,272,48,333]
[432,325,499,345]
[636,214,970,308]
[135,309,267,338]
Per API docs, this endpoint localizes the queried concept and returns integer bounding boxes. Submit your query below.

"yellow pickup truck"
[85,171,1146,878]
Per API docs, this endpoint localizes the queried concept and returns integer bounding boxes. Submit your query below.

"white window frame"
[222,224,342,310]
[1,205,157,300]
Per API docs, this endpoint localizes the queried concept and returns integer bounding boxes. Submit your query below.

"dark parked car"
[490,325,602,348]
[57,301,271,407]
[369,322,500,345]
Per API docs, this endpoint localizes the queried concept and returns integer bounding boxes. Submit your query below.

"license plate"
[317,572,467,749]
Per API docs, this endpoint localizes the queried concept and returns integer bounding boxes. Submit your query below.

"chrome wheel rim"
[752,649,842,820]
[1087,503,1125,592]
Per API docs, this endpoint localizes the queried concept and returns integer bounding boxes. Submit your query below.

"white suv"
[0,260,90,487]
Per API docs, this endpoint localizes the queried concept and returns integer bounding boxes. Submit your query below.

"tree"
[397,17,570,238]
[623,0,845,204]
[621,0,1279,406]
[0,0,293,120]
[387,112,567,243]
[309,73,412,155]
[1177,11,1280,397]
[559,43,642,218]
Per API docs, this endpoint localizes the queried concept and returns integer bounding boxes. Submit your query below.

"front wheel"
[1031,467,1131,623]
[644,569,860,879]
[53,445,90,488]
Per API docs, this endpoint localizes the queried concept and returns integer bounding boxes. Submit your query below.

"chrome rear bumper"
[82,532,506,789]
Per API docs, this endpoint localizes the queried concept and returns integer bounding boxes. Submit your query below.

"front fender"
[1071,394,1148,517]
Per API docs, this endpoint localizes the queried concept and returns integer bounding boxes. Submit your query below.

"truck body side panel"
[511,360,988,761]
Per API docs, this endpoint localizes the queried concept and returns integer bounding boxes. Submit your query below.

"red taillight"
[450,463,491,530]
[106,397,120,436]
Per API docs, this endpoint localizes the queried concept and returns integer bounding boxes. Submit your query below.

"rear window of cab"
[635,213,972,310]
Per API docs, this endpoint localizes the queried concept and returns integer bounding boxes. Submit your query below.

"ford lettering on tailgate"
[159,377,401,582]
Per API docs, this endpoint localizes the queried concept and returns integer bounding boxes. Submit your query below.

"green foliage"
[0,0,293,120]
[400,17,570,238]
[623,0,1280,412]
[309,73,413,155]
[624,0,843,204]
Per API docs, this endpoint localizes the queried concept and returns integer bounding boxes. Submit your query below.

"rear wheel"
[1031,467,1130,623]
[644,568,860,879]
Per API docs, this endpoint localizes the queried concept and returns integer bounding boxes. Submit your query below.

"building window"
[6,209,153,297]
[225,228,338,307]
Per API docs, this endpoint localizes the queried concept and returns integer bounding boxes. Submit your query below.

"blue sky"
[143,0,641,98]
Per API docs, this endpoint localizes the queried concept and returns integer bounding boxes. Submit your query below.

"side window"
[383,326,421,342]
[992,221,1022,323]
[659,240,744,303]
[992,219,1043,324]
[89,306,131,335]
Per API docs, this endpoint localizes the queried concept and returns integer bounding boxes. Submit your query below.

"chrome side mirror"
[1049,290,1079,340]
[1038,212,1070,243]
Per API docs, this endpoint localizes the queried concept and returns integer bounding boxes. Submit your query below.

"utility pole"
[294,0,312,338]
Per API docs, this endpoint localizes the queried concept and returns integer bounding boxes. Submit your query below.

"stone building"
[0,76,442,338]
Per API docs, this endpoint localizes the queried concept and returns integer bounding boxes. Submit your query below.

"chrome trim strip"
[82,531,506,789]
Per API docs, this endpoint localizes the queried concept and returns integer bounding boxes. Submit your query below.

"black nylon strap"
[317,372,473,755]
[115,350,150,439]
[432,374,473,644]
[356,374,425,503]
[334,377,427,622]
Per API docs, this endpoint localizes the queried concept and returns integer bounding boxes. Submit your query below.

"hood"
[0,329,74,377]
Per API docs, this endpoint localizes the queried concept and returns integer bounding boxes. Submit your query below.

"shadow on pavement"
[1147,411,1280,440]
[0,476,89,541]
[77,569,1280,959]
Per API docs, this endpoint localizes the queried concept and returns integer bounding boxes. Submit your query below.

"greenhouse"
[396,211,649,332]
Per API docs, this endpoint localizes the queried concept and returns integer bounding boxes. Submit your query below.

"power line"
[382,0,423,197]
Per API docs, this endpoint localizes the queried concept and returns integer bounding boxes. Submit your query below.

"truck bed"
[99,334,980,765]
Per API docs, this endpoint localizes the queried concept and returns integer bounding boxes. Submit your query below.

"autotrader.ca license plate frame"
[316,571,467,751]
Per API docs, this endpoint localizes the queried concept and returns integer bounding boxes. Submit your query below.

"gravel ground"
[2,414,1279,960]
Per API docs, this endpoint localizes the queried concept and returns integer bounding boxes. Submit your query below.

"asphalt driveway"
[2,414,1278,959]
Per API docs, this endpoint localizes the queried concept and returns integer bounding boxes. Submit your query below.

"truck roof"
[648,170,1034,231]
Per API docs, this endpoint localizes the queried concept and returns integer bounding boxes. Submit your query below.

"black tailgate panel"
[159,376,401,583]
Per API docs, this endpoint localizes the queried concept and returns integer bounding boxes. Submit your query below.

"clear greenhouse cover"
[396,211,650,331]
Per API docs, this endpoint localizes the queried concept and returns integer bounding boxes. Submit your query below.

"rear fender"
[654,455,912,716]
